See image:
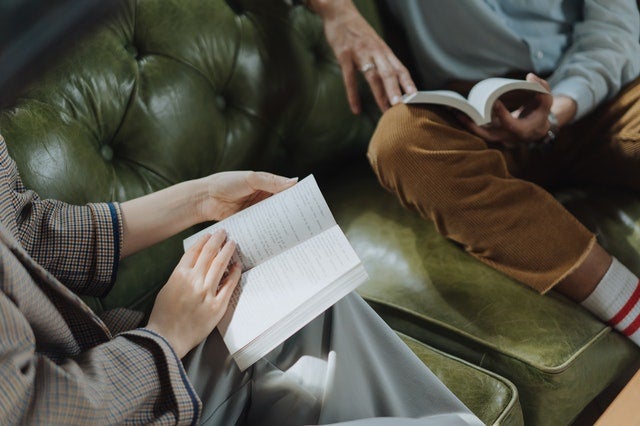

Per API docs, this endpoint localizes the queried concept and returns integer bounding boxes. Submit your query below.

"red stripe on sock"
[608,280,640,327]
[622,314,640,337]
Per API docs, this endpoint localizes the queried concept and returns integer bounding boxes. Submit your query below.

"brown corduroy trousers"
[368,77,640,293]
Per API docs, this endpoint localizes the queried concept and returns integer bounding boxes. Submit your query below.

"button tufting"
[215,95,227,111]
[125,44,139,59]
[100,145,114,161]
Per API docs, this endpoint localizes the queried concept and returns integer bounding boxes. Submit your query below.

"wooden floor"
[594,368,640,425]
[572,360,640,425]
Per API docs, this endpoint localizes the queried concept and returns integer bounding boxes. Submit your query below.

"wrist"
[546,111,560,141]
[176,181,199,226]
[144,325,188,359]
[534,95,576,148]
[532,112,560,149]
[160,179,209,227]
[550,95,577,128]
[185,178,211,224]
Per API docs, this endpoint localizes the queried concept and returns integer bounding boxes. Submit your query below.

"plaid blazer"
[0,136,201,425]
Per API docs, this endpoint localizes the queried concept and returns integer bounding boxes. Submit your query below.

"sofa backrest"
[0,0,381,312]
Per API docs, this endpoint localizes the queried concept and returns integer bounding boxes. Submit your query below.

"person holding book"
[336,0,640,347]
[0,1,487,424]
[0,128,484,424]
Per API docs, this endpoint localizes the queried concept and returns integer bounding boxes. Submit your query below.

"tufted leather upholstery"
[1,1,638,425]
[1,0,380,313]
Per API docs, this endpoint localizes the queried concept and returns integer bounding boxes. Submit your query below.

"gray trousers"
[183,293,484,426]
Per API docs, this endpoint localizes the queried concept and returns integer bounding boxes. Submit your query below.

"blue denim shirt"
[385,0,640,119]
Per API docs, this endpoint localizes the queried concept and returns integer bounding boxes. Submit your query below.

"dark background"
[0,0,121,108]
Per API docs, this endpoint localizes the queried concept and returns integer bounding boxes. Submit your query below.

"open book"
[402,78,548,125]
[183,175,368,371]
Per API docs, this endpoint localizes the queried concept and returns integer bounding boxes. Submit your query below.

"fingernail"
[287,177,299,183]
[391,95,401,105]
[407,85,417,93]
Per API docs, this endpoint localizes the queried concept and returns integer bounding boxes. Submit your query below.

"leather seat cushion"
[324,166,640,425]
[398,332,523,426]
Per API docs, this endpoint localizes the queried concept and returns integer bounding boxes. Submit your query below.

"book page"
[403,78,547,125]
[183,175,336,270]
[467,78,547,124]
[218,225,363,358]
[403,90,483,124]
[234,263,367,371]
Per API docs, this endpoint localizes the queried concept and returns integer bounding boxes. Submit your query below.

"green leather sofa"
[0,1,637,425]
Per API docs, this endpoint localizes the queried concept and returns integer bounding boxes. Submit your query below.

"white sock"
[581,257,640,346]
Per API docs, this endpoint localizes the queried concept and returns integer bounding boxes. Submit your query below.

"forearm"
[11,195,120,295]
[120,179,207,258]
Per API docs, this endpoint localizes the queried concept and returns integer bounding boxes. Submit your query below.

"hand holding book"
[147,230,241,359]
[403,77,549,126]
[405,74,555,148]
[183,175,368,371]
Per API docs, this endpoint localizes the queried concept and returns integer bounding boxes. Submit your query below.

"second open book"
[183,175,368,371]
[403,78,548,125]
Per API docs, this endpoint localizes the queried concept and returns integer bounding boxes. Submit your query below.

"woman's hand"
[196,171,298,222]
[459,73,553,148]
[146,230,241,358]
[310,0,416,114]
[120,170,296,258]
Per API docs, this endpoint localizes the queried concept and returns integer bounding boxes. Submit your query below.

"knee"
[367,104,453,186]
[368,104,457,166]
[369,105,423,164]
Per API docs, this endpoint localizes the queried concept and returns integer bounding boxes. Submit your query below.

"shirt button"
[535,50,544,59]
